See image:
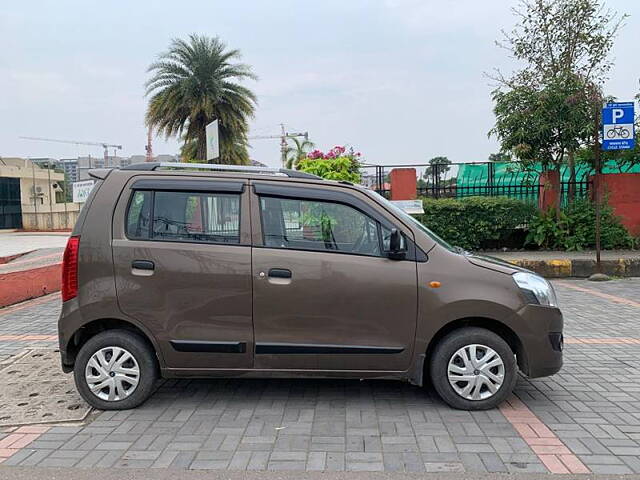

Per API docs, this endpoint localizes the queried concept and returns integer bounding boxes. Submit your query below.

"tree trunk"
[197,128,207,162]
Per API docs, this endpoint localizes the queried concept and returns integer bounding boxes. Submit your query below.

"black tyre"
[429,327,517,410]
[74,329,158,410]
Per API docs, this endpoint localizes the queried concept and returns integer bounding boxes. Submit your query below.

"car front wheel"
[429,327,517,410]
[73,329,158,410]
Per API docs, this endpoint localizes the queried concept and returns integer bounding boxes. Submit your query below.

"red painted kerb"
[0,264,61,308]
[591,173,640,237]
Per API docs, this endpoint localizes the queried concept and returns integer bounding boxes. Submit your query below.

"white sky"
[1,0,638,168]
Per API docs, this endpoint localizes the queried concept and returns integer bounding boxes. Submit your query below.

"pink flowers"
[306,145,361,160]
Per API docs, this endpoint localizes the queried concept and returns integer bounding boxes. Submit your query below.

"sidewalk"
[490,250,640,278]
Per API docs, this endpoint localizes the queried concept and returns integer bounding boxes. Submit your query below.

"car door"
[251,181,418,372]
[112,175,254,370]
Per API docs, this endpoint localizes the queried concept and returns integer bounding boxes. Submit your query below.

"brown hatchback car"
[58,162,563,411]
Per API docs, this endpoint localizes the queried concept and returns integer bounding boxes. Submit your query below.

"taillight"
[62,236,80,302]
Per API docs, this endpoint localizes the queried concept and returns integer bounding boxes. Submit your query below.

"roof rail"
[122,162,322,180]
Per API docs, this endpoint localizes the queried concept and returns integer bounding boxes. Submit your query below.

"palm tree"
[145,34,257,164]
[285,137,315,169]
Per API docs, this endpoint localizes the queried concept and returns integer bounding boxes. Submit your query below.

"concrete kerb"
[504,258,640,278]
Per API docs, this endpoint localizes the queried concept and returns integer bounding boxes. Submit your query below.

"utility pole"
[145,127,154,162]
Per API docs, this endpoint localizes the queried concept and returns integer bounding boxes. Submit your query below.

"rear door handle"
[268,268,292,279]
[132,260,155,271]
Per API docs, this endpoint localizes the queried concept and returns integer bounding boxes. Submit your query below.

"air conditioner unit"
[30,185,44,195]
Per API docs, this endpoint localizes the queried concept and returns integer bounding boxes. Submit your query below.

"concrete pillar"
[390,168,417,201]
[590,173,640,236]
[538,170,561,211]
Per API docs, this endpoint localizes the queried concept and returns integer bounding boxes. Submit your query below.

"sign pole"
[593,106,602,274]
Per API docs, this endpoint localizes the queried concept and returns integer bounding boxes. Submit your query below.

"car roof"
[90,162,363,190]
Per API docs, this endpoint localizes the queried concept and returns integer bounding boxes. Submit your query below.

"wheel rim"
[85,346,140,401]
[447,344,505,401]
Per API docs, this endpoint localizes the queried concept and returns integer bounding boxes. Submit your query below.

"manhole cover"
[0,349,91,426]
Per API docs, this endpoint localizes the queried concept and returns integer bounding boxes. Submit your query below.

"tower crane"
[19,136,123,162]
[248,124,309,167]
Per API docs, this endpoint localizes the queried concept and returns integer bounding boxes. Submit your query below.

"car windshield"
[369,190,457,252]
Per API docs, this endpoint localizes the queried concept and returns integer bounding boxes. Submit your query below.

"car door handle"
[132,260,155,271]
[268,268,292,279]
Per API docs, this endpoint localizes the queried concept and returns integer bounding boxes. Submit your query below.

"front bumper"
[513,304,563,378]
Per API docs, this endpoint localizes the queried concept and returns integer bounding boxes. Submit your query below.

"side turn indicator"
[429,281,441,288]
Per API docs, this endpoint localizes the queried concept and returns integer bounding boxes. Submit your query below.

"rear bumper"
[514,304,563,378]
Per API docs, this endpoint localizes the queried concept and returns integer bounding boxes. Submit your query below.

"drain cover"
[0,349,91,426]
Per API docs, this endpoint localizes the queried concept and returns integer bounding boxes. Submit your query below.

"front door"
[112,176,253,370]
[251,182,418,372]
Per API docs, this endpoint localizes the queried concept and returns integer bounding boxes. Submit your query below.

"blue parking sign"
[602,102,635,151]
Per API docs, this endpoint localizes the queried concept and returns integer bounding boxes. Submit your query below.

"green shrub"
[417,196,537,250]
[297,157,360,182]
[526,198,636,250]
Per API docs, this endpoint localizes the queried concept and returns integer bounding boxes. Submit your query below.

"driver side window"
[260,196,382,256]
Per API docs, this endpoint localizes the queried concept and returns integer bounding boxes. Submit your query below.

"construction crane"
[19,136,123,162]
[248,124,309,167]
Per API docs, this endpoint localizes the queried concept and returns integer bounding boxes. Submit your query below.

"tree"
[285,137,315,170]
[423,156,451,184]
[490,0,625,173]
[145,34,257,164]
[488,152,511,162]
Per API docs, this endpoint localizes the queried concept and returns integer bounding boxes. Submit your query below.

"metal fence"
[360,161,593,207]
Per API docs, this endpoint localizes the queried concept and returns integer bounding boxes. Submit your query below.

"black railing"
[360,162,592,207]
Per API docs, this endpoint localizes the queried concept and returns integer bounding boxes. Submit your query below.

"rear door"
[112,175,253,370]
[250,181,418,372]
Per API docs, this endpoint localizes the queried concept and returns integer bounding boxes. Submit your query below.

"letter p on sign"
[612,108,624,123]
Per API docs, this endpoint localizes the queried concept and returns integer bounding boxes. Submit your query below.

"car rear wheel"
[74,329,158,410]
[429,327,517,410]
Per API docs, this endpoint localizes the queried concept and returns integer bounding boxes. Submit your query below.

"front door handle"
[132,260,155,271]
[268,268,292,279]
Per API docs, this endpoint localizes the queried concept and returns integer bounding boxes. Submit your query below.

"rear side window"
[126,190,241,244]
[259,196,381,256]
[127,191,151,239]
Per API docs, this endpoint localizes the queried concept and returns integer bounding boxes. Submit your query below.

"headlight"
[512,272,558,307]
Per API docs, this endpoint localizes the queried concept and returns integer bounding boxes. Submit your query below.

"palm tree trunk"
[197,128,207,162]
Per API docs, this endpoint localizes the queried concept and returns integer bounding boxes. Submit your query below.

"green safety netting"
[455,161,640,203]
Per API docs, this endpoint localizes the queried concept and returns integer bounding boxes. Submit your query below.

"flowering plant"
[298,145,362,183]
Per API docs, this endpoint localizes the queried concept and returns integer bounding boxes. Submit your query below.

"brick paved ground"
[0,279,639,474]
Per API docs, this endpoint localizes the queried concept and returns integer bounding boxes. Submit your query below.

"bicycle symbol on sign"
[606,125,630,139]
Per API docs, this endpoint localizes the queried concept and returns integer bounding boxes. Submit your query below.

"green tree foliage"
[145,34,257,164]
[285,137,315,170]
[423,156,452,183]
[488,152,512,162]
[491,74,593,170]
[526,198,636,250]
[490,0,625,171]
[417,197,537,250]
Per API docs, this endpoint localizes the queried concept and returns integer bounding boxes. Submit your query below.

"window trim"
[254,184,426,262]
[124,188,244,246]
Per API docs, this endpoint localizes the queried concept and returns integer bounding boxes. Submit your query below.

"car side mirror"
[386,228,406,260]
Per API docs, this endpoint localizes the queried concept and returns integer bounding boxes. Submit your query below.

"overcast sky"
[1,0,638,168]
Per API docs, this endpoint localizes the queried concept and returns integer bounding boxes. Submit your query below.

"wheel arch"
[411,317,526,386]
[63,318,163,373]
